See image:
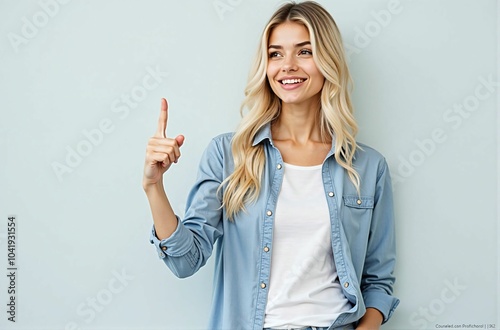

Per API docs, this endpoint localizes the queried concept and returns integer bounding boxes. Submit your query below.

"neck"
[272,99,323,144]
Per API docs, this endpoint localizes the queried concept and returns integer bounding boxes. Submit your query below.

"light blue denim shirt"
[149,124,399,330]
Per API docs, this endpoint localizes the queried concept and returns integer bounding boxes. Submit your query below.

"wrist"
[143,179,164,193]
[356,308,383,330]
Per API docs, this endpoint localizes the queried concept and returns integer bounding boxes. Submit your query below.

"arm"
[147,138,224,278]
[360,159,400,323]
[144,180,178,239]
[143,98,184,240]
[143,99,224,278]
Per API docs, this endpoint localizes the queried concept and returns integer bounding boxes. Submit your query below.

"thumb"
[175,135,185,147]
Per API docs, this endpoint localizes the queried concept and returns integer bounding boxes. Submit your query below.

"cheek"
[266,69,281,95]
[266,62,280,80]
[266,75,279,95]
[314,78,325,94]
[308,64,322,78]
[265,70,272,83]
[317,75,325,87]
[309,67,325,87]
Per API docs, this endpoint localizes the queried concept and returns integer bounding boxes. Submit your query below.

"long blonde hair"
[221,1,360,219]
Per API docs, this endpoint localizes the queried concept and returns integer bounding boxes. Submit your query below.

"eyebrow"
[268,41,311,49]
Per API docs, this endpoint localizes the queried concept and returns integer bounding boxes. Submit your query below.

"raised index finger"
[155,98,168,138]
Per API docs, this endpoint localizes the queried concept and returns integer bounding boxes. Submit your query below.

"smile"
[279,78,306,85]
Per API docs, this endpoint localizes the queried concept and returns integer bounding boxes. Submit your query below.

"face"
[266,21,325,108]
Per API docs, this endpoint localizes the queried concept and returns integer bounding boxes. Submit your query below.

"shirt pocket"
[341,195,375,235]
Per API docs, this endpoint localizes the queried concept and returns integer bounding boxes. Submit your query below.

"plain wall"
[0,0,498,329]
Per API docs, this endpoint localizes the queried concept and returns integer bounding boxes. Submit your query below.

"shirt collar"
[252,123,273,147]
[251,122,337,158]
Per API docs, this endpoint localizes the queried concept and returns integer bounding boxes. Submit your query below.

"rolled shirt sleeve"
[149,216,194,258]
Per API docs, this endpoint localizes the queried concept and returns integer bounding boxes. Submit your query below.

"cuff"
[149,216,194,259]
[363,290,400,323]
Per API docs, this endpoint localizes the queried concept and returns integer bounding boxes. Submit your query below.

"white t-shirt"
[263,163,352,328]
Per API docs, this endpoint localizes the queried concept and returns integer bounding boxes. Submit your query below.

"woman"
[143,2,399,329]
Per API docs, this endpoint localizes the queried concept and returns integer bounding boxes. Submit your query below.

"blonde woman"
[143,2,399,329]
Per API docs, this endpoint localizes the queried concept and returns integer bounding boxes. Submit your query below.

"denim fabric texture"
[149,124,399,330]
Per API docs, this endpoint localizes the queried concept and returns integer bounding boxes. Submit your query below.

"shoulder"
[211,132,235,144]
[199,132,235,168]
[354,142,389,178]
[356,142,386,161]
[206,132,234,154]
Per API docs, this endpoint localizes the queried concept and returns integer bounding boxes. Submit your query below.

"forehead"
[268,22,310,45]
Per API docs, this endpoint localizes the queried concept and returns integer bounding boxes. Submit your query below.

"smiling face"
[266,21,325,108]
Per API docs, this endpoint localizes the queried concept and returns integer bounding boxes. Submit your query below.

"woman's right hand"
[143,98,185,189]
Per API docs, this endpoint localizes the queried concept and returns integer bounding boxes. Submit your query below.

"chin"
[279,96,305,105]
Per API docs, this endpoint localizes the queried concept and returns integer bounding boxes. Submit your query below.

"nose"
[282,55,298,73]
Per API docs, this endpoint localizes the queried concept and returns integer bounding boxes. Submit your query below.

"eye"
[299,49,313,56]
[269,51,282,58]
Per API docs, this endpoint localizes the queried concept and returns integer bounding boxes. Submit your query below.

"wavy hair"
[220,1,360,219]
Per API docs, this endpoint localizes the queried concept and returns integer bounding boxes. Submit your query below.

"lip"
[277,76,308,90]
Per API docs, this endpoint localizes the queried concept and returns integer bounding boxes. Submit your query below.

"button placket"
[254,148,283,325]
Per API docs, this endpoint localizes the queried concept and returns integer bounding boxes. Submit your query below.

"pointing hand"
[143,98,185,187]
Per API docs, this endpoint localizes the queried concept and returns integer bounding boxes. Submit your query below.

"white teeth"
[281,79,304,85]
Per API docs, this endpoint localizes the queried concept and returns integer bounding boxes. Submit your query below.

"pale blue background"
[0,0,498,329]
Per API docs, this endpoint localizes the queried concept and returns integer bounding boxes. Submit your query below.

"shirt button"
[161,246,167,251]
[344,282,349,288]
[328,192,334,197]
[276,164,282,170]
[266,210,273,216]
[356,199,362,205]
[260,282,267,289]
[263,246,270,252]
